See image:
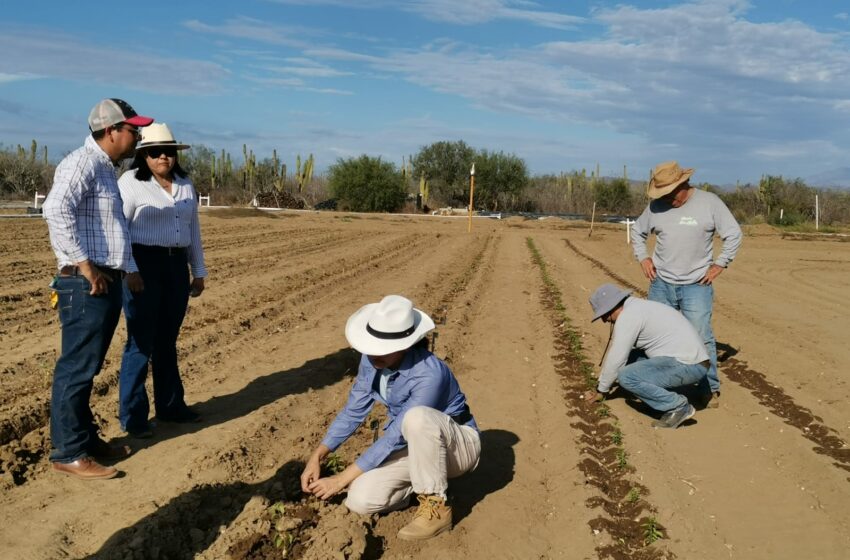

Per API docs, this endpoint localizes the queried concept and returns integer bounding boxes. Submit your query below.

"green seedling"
[268,501,286,517]
[643,516,663,545]
[595,404,610,418]
[273,531,296,555]
[324,453,347,474]
[626,487,641,504]
[616,448,628,469]
[611,427,623,446]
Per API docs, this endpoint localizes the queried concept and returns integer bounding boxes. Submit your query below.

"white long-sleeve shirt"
[597,297,709,393]
[117,170,207,278]
[43,135,136,272]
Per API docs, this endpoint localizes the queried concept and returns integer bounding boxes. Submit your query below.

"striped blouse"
[117,170,207,278]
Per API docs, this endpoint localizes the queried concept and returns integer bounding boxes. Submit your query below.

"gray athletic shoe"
[652,403,695,429]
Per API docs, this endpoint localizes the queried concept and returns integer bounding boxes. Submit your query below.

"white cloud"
[0,27,229,95]
[0,72,41,84]
[268,0,583,28]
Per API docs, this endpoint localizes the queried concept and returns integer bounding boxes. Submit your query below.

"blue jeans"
[50,275,122,463]
[648,278,719,393]
[618,355,708,412]
[118,246,190,432]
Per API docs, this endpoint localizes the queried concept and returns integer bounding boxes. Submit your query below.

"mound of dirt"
[255,191,307,209]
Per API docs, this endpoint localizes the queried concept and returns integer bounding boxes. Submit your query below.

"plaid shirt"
[43,136,137,272]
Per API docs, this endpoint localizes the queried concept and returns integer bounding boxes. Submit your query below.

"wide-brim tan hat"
[646,161,694,199]
[345,295,435,356]
[136,123,190,151]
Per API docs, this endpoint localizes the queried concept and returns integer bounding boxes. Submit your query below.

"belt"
[451,404,474,425]
[59,265,124,281]
[132,244,186,256]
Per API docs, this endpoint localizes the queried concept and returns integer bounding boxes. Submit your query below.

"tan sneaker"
[397,495,452,541]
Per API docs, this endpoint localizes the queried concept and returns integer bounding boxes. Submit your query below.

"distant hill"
[805,168,850,189]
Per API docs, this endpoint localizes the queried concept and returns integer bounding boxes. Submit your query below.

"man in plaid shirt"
[43,99,153,480]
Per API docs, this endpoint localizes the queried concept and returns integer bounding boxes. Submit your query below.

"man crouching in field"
[301,295,480,540]
[583,283,709,429]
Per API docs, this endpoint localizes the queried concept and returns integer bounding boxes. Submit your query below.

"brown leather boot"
[397,495,452,541]
[52,457,118,480]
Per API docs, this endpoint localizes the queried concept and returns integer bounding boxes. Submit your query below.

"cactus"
[623,164,628,182]
[295,153,314,193]
[42,145,48,166]
[419,174,429,205]
[210,154,217,190]
[30,140,37,163]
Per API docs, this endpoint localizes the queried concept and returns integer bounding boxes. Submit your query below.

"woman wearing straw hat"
[301,295,481,541]
[117,123,207,438]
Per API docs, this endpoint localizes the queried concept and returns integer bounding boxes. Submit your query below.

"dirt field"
[0,210,848,560]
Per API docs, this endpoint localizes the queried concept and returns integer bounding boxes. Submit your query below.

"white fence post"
[33,191,46,209]
[199,194,210,207]
[625,218,635,244]
[815,194,819,231]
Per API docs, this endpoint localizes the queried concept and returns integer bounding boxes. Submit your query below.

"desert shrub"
[328,155,406,212]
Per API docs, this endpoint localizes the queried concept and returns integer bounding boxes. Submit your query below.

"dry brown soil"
[0,210,848,559]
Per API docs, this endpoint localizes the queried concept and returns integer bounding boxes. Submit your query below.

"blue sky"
[2,0,849,184]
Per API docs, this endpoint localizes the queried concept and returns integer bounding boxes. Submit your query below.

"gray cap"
[87,98,153,132]
[589,283,631,322]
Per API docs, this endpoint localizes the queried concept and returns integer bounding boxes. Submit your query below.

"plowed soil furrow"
[44,227,497,559]
[528,237,671,560]
[1,216,849,560]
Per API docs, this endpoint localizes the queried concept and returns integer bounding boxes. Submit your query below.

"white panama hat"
[136,123,190,151]
[345,295,435,356]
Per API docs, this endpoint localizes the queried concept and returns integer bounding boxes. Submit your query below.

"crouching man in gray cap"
[583,283,710,429]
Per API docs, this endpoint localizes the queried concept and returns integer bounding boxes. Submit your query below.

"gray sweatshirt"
[631,189,743,284]
[597,298,709,393]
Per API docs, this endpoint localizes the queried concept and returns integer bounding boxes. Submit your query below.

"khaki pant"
[345,406,481,515]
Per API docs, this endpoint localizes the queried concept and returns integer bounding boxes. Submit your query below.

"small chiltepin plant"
[595,403,610,418]
[267,502,297,557]
[643,516,664,545]
[324,453,347,475]
[626,487,641,504]
[616,448,628,470]
[611,425,623,446]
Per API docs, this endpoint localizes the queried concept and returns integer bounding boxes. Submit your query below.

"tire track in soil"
[562,238,850,479]
[0,232,436,488]
[82,233,498,560]
[531,238,673,560]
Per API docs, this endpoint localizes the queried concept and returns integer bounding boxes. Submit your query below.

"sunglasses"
[114,125,141,138]
[146,147,177,158]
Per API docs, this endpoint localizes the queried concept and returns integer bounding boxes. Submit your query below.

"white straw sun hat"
[345,295,435,356]
[136,123,190,151]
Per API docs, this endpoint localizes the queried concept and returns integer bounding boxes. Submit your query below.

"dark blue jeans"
[118,246,190,432]
[50,275,122,463]
[648,278,718,393]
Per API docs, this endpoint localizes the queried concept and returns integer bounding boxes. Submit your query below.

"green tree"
[328,155,406,212]
[412,140,475,205]
[474,149,529,211]
[595,177,633,214]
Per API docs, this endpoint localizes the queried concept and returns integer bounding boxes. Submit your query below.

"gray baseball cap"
[88,98,153,132]
[589,283,631,322]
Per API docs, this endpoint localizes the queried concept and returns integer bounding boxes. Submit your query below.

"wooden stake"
[588,202,596,237]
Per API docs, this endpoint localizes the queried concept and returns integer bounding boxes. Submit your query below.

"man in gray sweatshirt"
[584,284,709,429]
[630,161,742,407]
